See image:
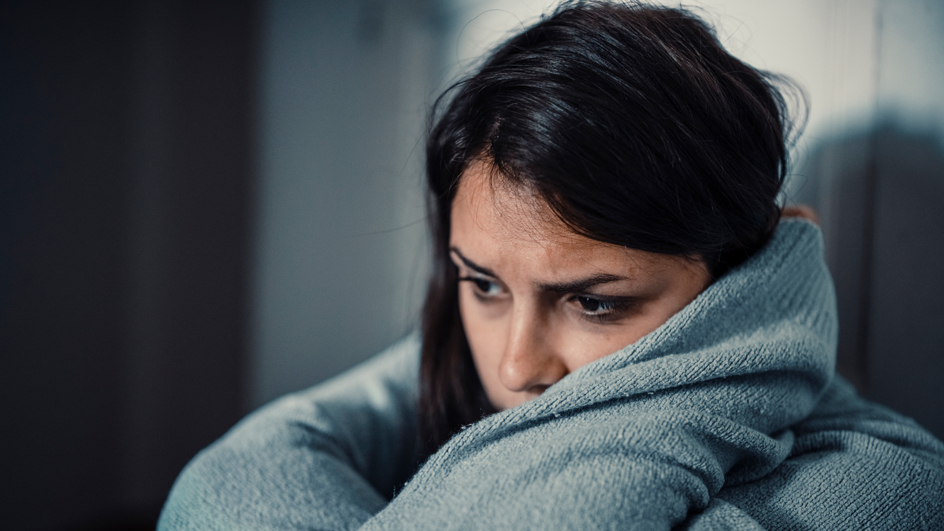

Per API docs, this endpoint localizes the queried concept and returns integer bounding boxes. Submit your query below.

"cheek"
[457,288,506,400]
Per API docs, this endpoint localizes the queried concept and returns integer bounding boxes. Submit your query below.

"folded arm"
[157,336,421,531]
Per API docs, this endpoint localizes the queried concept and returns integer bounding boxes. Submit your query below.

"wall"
[797,0,944,439]
[249,0,439,408]
[0,1,255,528]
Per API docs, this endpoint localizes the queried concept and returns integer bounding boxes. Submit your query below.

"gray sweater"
[159,220,944,530]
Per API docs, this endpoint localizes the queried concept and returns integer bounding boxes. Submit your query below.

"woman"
[159,2,944,529]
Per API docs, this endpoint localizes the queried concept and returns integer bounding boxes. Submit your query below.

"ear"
[782,204,819,225]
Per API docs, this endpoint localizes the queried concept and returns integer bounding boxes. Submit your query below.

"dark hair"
[418,1,803,455]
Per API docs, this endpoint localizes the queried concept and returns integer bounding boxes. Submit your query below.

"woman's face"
[450,161,712,410]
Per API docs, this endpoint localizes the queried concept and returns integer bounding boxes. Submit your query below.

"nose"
[498,304,569,394]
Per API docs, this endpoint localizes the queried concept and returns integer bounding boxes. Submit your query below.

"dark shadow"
[798,120,944,440]
[1,1,256,529]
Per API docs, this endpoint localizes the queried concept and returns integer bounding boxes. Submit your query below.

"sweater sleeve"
[360,363,817,531]
[157,335,421,531]
[697,375,944,530]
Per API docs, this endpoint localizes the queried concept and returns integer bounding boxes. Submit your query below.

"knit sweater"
[158,220,944,530]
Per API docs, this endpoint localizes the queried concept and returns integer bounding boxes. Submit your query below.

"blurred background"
[1,0,942,529]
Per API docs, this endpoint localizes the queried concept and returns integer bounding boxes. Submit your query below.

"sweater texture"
[158,220,944,530]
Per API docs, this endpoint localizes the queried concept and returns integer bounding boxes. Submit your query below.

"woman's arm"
[157,335,421,531]
[695,375,944,530]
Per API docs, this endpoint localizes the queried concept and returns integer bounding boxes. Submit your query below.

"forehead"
[452,162,574,244]
[450,161,660,275]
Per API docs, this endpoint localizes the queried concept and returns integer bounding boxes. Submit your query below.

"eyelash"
[458,275,633,324]
[567,295,633,324]
[458,276,504,300]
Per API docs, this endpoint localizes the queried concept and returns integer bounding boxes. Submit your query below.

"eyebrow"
[536,273,628,294]
[450,246,628,293]
[450,247,497,277]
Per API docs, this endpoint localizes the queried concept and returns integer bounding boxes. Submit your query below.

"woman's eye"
[459,276,502,298]
[570,295,632,323]
[473,278,496,294]
[575,296,608,313]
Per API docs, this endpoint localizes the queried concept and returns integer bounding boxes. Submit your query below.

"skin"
[449,161,713,411]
